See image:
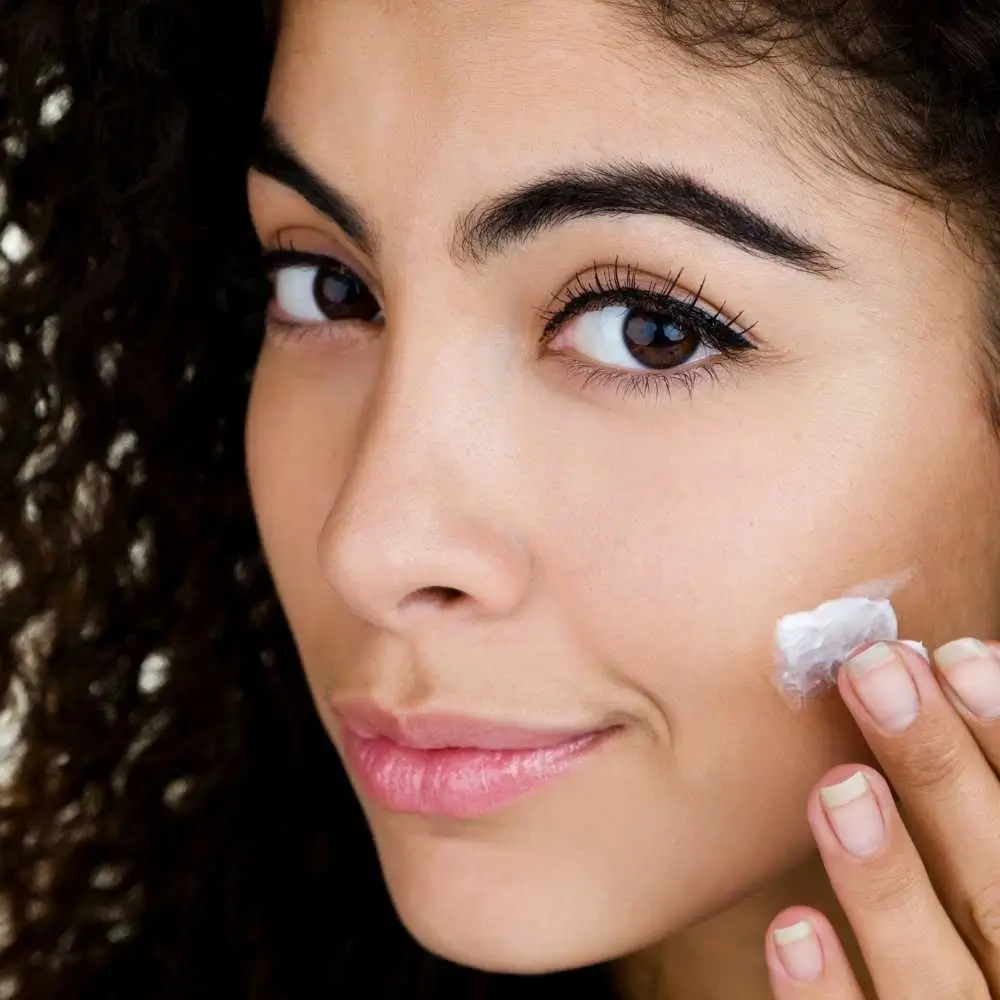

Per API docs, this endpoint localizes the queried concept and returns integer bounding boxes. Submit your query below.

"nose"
[318,351,532,632]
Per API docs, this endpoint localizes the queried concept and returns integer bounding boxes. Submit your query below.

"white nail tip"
[935,637,990,669]
[819,770,870,809]
[773,920,815,946]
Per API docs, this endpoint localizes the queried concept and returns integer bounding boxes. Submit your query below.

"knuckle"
[966,880,1000,948]
[942,975,991,1000]
[950,970,991,1000]
[930,980,986,1000]
[889,733,967,792]
[850,861,922,914]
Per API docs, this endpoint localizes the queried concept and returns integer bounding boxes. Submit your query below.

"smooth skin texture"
[245,1,1000,997]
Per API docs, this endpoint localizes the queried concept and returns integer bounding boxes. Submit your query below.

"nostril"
[402,585,467,610]
[428,586,465,604]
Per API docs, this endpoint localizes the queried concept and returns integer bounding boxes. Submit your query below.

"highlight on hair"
[2,1,999,996]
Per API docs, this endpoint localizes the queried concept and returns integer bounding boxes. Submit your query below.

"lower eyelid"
[263,314,373,349]
[557,356,726,402]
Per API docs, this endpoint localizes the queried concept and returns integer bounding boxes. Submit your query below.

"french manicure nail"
[935,638,1000,720]
[819,771,885,857]
[773,919,823,982]
[844,642,919,731]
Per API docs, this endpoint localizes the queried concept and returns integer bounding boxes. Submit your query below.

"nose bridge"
[318,321,531,628]
[338,319,487,516]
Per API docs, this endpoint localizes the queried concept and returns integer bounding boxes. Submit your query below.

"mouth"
[331,701,619,818]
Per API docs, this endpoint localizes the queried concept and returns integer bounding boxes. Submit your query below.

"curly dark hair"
[2,1,999,997]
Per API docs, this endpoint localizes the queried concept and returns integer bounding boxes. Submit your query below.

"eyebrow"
[251,119,841,276]
[251,120,378,255]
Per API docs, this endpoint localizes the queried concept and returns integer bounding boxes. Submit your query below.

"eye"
[542,263,755,384]
[266,251,383,328]
[557,304,719,373]
[274,263,382,324]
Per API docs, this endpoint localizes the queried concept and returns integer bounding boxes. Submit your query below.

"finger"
[766,909,865,999]
[932,638,1000,769]
[809,765,988,1000]
[837,641,1000,981]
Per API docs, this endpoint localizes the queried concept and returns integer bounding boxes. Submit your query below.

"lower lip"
[339,726,610,818]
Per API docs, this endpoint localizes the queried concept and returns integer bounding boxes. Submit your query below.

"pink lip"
[333,701,600,750]
[332,702,615,818]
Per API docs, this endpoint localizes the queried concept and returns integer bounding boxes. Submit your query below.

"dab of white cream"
[773,575,927,705]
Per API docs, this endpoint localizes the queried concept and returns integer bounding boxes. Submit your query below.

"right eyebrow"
[250,119,379,257]
[250,118,842,277]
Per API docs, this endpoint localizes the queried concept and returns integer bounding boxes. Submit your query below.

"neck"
[611,851,874,1000]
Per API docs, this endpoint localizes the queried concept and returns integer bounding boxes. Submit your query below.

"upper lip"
[331,699,611,750]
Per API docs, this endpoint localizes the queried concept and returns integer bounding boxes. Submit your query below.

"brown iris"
[623,308,701,369]
[314,265,381,322]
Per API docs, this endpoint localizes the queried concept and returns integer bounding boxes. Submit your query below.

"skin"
[245,1,1000,996]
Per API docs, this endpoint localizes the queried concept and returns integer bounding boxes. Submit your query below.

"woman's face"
[246,0,1000,974]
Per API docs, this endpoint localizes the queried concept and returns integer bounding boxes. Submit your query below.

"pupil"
[313,267,379,321]
[623,309,699,368]
[319,273,353,306]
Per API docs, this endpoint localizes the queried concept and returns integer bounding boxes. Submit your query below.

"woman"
[4,1,1000,997]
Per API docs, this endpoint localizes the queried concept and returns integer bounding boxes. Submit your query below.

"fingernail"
[934,638,1000,720]
[844,642,920,732]
[773,919,823,982]
[819,771,884,857]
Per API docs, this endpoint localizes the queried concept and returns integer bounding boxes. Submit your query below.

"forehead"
[276,0,670,72]
[270,0,762,120]
[268,2,818,215]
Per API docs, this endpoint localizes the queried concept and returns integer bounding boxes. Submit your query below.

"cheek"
[244,349,362,640]
[524,356,1000,788]
[402,358,1000,960]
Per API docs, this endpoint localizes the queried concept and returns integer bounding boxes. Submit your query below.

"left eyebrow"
[457,162,841,275]
[250,119,841,276]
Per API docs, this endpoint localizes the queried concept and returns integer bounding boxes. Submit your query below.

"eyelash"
[536,258,757,401]
[260,247,759,402]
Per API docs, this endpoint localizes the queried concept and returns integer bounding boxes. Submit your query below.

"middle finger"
[837,641,1000,977]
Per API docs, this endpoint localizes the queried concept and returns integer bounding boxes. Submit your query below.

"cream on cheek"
[774,578,928,704]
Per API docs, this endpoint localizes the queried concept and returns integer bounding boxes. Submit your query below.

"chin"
[386,869,643,974]
[368,821,685,975]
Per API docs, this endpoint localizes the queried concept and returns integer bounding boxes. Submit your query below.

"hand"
[765,638,1000,998]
